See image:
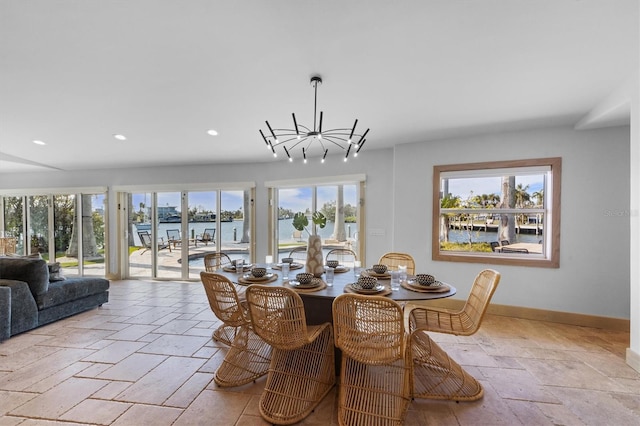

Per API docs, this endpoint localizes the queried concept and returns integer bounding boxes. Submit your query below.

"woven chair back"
[200,272,247,328]
[203,252,232,272]
[325,248,358,267]
[460,269,501,333]
[378,252,416,274]
[288,245,307,262]
[332,294,405,365]
[245,285,310,350]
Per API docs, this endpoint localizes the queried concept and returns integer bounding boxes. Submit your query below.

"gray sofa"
[0,256,109,341]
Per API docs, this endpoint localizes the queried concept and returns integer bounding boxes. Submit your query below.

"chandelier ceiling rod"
[260,75,369,163]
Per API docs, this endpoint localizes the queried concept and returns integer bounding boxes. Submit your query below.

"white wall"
[1,124,631,319]
[393,125,630,319]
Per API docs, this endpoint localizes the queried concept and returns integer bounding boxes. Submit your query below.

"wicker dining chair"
[378,252,415,275]
[200,272,271,387]
[203,252,233,272]
[287,245,307,262]
[410,328,483,401]
[245,285,335,425]
[325,248,358,267]
[406,269,501,336]
[332,294,411,426]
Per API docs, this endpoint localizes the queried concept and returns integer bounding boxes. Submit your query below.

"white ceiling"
[0,0,637,174]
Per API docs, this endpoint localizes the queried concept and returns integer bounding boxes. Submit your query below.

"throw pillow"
[48,262,66,282]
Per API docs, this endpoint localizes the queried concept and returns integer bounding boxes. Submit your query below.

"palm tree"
[532,189,544,207]
[440,194,461,242]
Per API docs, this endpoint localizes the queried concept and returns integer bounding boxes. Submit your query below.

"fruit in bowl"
[326,260,339,268]
[251,267,267,278]
[296,273,314,284]
[357,275,378,289]
[415,274,436,286]
[372,264,387,274]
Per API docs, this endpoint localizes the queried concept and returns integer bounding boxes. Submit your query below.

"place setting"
[363,263,391,279]
[237,267,279,285]
[285,272,327,292]
[222,259,253,273]
[345,275,391,296]
[326,259,350,273]
[271,257,304,271]
[402,273,451,293]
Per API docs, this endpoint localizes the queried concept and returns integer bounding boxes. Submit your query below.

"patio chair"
[137,231,171,254]
[325,248,358,267]
[166,229,181,249]
[197,228,215,245]
[200,272,271,387]
[246,285,335,425]
[203,252,232,272]
[378,252,415,275]
[501,247,529,253]
[406,269,501,336]
[490,241,500,252]
[332,294,411,426]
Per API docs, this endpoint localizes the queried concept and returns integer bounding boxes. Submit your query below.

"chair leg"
[212,324,239,346]
[258,326,335,425]
[214,325,272,387]
[410,330,483,401]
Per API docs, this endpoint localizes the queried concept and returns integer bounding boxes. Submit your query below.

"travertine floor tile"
[58,399,131,425]
[114,356,205,404]
[9,377,107,419]
[110,404,182,426]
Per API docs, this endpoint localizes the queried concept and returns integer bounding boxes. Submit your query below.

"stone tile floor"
[1,280,639,425]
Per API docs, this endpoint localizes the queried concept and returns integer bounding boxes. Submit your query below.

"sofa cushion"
[0,257,49,297]
[48,262,66,282]
[36,277,109,310]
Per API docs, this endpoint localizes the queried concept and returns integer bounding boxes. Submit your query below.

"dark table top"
[215,264,456,302]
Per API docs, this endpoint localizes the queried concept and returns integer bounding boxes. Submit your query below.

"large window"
[266,175,365,263]
[433,158,561,268]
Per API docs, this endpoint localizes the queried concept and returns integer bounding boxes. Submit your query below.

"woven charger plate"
[364,269,391,279]
[272,263,304,270]
[285,278,327,293]
[344,283,392,296]
[237,273,279,286]
[401,280,450,293]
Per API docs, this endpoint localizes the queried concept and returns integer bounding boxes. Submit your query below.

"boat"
[160,215,182,223]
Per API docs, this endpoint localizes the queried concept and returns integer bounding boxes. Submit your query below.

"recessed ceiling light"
[113,134,127,140]
[33,140,46,145]
[207,129,218,136]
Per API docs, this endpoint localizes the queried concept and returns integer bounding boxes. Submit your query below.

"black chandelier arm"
[271,135,305,147]
[320,135,353,151]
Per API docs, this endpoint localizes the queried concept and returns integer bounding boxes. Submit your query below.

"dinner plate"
[273,262,304,270]
[365,269,391,278]
[289,278,322,289]
[223,264,252,272]
[242,272,275,282]
[349,283,386,294]
[333,265,350,273]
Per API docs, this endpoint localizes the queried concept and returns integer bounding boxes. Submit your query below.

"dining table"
[214,262,456,326]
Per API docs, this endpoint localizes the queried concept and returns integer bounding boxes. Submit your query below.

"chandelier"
[260,76,369,163]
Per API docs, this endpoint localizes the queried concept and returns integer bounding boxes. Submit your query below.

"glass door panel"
[128,192,152,278]
[187,191,217,278]
[3,196,25,255]
[54,194,77,276]
[156,192,181,279]
[277,187,312,262]
[83,194,106,277]
[28,195,49,257]
[221,190,249,265]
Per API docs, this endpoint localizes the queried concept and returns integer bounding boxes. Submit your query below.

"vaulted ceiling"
[1,0,637,174]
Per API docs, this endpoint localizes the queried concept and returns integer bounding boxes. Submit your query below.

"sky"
[446,175,544,201]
